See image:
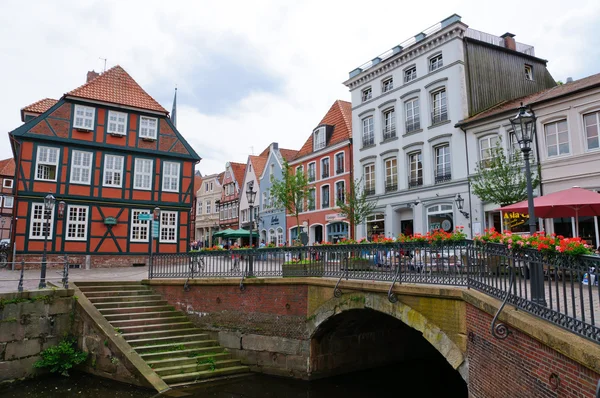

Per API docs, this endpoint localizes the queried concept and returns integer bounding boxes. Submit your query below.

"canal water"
[0,358,467,397]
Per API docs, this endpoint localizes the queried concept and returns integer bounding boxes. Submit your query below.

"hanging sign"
[152,220,159,239]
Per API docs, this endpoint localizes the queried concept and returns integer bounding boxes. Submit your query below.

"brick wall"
[15,254,148,269]
[467,304,600,398]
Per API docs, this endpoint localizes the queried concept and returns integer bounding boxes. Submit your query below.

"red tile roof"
[258,145,270,157]
[21,98,58,115]
[217,172,225,186]
[249,155,268,179]
[279,149,298,162]
[458,73,600,126]
[0,158,15,177]
[295,100,352,159]
[67,65,168,114]
[194,175,203,194]
[229,162,247,187]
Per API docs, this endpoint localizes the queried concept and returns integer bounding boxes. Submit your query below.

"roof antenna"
[99,57,107,72]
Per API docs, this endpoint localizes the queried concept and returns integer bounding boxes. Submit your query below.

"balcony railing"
[336,167,344,174]
[382,125,396,140]
[322,170,329,179]
[362,135,375,147]
[431,106,448,125]
[405,119,420,133]
[322,200,330,208]
[434,172,452,184]
[385,184,398,193]
[408,177,423,188]
[365,188,375,196]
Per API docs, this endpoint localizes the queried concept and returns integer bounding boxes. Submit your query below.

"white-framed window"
[544,119,570,157]
[362,117,374,147]
[384,158,397,192]
[198,201,203,215]
[321,185,330,209]
[429,54,443,72]
[313,127,326,151]
[583,112,600,150]
[431,89,447,124]
[408,151,423,187]
[204,182,209,192]
[73,104,95,130]
[134,158,153,190]
[29,203,54,239]
[296,165,303,176]
[382,77,393,93]
[103,154,124,187]
[277,227,283,246]
[308,188,316,211]
[162,161,180,192]
[269,164,274,178]
[36,146,60,182]
[210,182,213,191]
[364,164,375,195]
[479,135,500,168]
[335,152,345,174]
[383,108,396,139]
[262,192,268,208]
[139,116,158,139]
[335,181,345,203]
[525,64,533,81]
[206,200,211,214]
[131,209,150,242]
[308,162,316,182]
[321,157,329,178]
[404,66,417,83]
[66,205,88,241]
[434,145,451,183]
[4,196,14,208]
[70,150,92,185]
[160,211,178,243]
[405,98,420,132]
[3,179,13,189]
[107,110,127,135]
[269,228,276,244]
[362,87,372,102]
[427,204,454,232]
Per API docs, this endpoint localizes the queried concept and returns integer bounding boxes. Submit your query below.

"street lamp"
[454,194,469,219]
[39,193,56,289]
[245,181,256,276]
[509,103,546,306]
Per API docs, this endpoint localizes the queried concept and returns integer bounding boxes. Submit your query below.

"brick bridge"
[146,277,600,398]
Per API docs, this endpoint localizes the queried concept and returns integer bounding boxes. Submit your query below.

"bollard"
[18,260,25,292]
[62,255,69,289]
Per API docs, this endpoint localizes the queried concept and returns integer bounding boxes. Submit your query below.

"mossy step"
[99,305,174,315]
[116,321,193,334]
[84,290,158,298]
[128,333,209,347]
[121,327,200,340]
[154,359,242,377]
[89,295,163,303]
[162,366,250,385]
[110,316,189,327]
[104,310,184,321]
[146,352,231,369]
[135,340,215,353]
[139,344,222,360]
[95,300,168,309]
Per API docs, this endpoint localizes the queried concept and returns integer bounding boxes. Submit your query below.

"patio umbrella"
[212,228,235,238]
[498,187,600,237]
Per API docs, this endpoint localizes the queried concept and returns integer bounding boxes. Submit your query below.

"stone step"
[89,295,163,304]
[154,359,242,377]
[84,290,157,298]
[78,285,151,292]
[110,316,190,328]
[116,321,194,334]
[135,339,215,354]
[99,305,174,316]
[95,300,168,309]
[121,327,200,341]
[162,366,250,385]
[147,352,232,369]
[138,344,222,361]
[166,373,253,389]
[128,333,210,347]
[104,310,184,322]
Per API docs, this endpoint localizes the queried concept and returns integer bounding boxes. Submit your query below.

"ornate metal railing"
[149,240,600,343]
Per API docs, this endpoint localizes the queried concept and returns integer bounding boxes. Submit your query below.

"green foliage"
[196,356,216,371]
[33,338,88,376]
[0,295,55,310]
[336,178,377,239]
[470,141,540,206]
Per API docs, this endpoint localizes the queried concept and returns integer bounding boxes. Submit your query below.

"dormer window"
[382,77,393,93]
[525,64,533,80]
[362,87,372,102]
[313,127,326,150]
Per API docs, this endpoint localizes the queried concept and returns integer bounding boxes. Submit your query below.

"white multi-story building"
[195,173,222,247]
[239,154,267,235]
[344,14,555,239]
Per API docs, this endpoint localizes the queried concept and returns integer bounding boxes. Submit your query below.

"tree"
[336,178,377,240]
[470,141,540,207]
[270,161,311,244]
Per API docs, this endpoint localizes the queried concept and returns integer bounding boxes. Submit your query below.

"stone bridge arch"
[306,291,468,381]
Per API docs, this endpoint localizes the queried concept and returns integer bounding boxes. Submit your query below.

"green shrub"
[33,338,88,376]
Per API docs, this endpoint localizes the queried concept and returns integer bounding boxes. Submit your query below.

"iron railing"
[385,183,398,193]
[150,240,600,343]
[434,172,452,184]
[405,119,420,133]
[408,177,423,188]
[431,106,448,124]
[383,125,396,140]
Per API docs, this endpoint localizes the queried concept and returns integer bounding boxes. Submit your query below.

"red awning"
[498,187,600,218]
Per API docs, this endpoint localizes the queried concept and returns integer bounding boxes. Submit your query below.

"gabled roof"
[258,145,270,157]
[458,72,600,127]
[280,149,298,161]
[194,174,203,195]
[295,100,352,159]
[66,65,168,114]
[21,98,58,118]
[229,162,247,187]
[217,172,225,185]
[249,155,267,179]
[0,158,15,177]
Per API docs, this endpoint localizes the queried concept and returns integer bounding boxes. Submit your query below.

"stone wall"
[15,254,149,269]
[0,289,75,384]
[466,304,600,398]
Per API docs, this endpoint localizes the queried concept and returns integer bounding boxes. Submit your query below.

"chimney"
[500,33,516,51]
[86,70,100,83]
[271,142,279,150]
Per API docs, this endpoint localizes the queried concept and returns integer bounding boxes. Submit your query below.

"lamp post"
[246,181,256,276]
[455,194,470,219]
[39,193,56,289]
[510,103,546,306]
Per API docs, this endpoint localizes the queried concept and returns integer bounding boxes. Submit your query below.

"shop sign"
[104,217,117,225]
[503,212,529,228]
[271,216,279,225]
[325,213,345,221]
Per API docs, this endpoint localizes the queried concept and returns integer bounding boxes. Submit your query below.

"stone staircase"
[75,281,250,387]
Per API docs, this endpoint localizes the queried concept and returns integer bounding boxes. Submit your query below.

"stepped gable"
[67,65,168,114]
[294,100,352,159]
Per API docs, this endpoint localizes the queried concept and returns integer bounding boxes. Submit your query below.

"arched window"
[269,228,276,244]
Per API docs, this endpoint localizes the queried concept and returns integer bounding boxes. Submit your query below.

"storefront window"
[427,204,454,232]
[327,222,348,243]
[366,213,385,239]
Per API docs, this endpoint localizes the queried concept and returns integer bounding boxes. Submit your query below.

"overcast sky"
[1,0,599,176]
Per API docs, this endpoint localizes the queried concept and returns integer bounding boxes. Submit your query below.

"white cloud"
[1,0,599,175]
